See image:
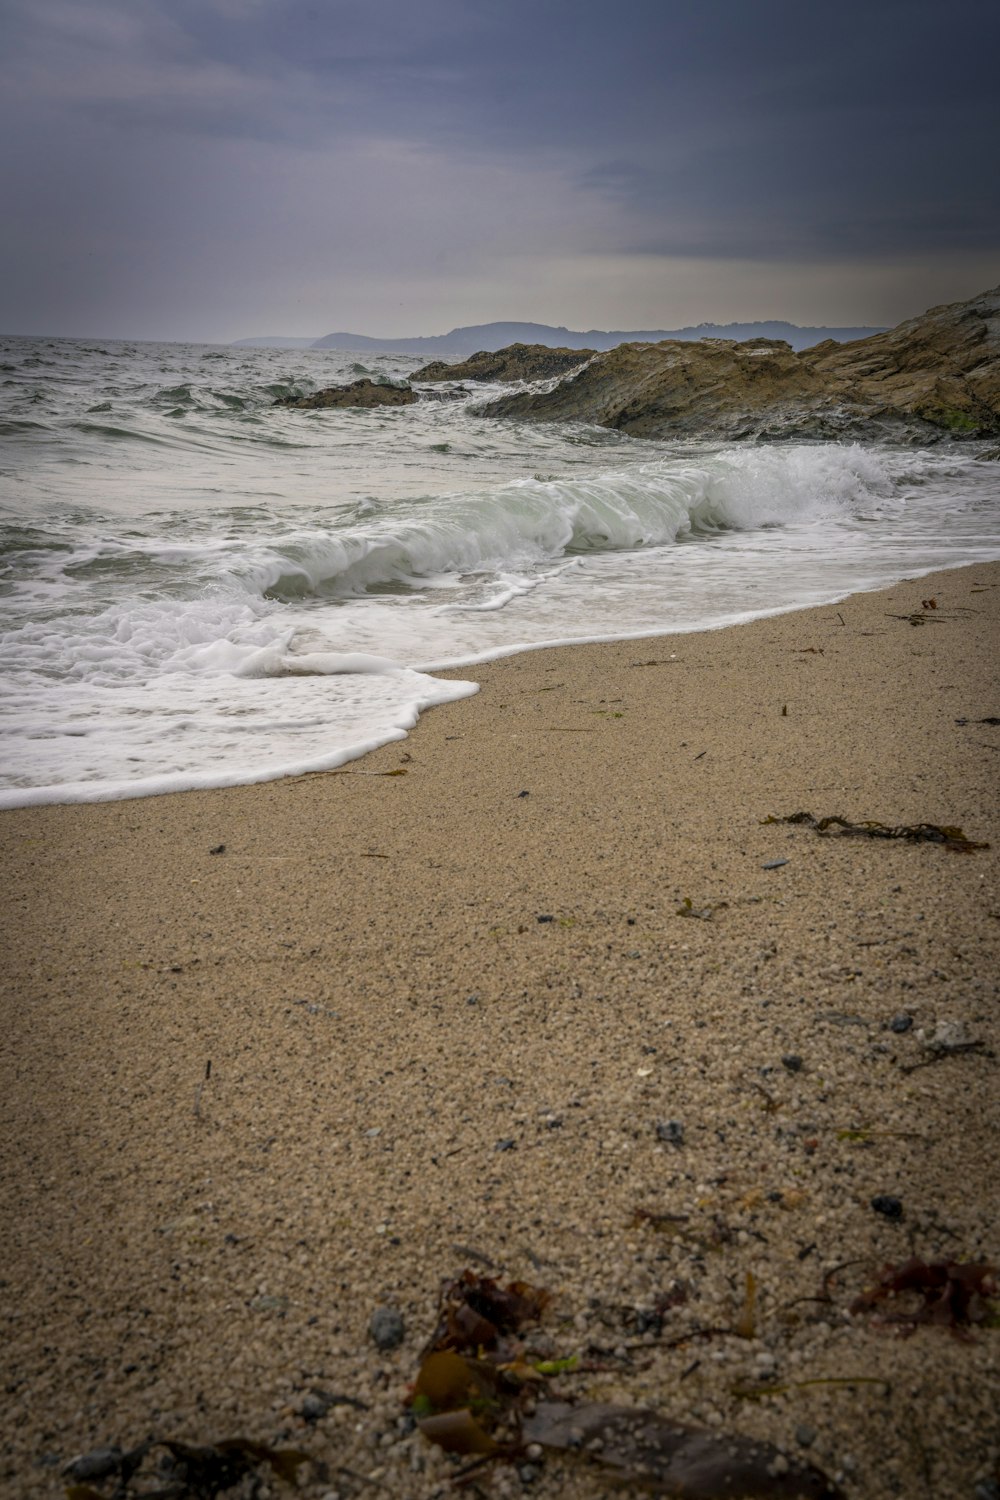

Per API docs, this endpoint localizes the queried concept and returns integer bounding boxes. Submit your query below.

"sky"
[1,0,998,341]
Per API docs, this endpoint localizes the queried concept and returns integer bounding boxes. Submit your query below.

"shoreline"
[1,561,998,1498]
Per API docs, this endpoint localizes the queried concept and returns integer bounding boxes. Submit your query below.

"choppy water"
[1,334,998,806]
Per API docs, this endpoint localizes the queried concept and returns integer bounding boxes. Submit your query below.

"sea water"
[1,335,998,806]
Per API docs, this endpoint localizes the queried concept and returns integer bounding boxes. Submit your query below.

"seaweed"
[850,1258,998,1336]
[522,1401,843,1499]
[762,811,989,853]
[409,1268,844,1496]
[63,1436,315,1498]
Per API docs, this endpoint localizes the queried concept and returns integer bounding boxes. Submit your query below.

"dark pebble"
[209,844,226,855]
[655,1119,685,1146]
[369,1306,405,1351]
[888,1013,913,1034]
[518,790,530,797]
[537,914,554,923]
[300,1389,335,1422]
[781,1054,803,1072]
[495,1137,517,1151]
[762,858,789,870]
[64,1450,123,1482]
[794,1424,817,1448]
[871,1194,904,1220]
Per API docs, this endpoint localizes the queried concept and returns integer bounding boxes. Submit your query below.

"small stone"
[781,1054,803,1072]
[762,858,789,870]
[888,1012,913,1034]
[369,1306,405,1351]
[537,914,554,923]
[795,1424,817,1448]
[517,790,530,798]
[209,843,226,855]
[655,1119,685,1146]
[871,1194,903,1220]
[496,1137,517,1151]
[301,1389,335,1421]
[919,1019,975,1053]
[64,1450,122,1482]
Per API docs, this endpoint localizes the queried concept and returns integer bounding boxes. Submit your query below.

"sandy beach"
[1,561,998,1499]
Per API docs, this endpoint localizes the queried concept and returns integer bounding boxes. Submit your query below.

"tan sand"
[1,562,998,1499]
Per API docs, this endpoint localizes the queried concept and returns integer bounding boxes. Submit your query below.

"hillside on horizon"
[233,317,885,356]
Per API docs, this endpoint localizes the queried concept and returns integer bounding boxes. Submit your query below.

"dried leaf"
[417,1408,500,1456]
[523,1400,843,1498]
[413,1350,503,1412]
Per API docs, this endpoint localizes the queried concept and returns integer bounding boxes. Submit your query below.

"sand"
[1,562,998,1500]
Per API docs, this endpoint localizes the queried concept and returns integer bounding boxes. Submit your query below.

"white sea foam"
[1,333,997,804]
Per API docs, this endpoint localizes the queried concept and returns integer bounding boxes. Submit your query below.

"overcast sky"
[2,0,998,340]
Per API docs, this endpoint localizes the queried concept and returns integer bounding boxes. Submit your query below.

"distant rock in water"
[276,378,416,410]
[412,343,596,383]
[478,287,1000,443]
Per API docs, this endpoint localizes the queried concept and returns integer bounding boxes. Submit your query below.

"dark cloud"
[1,0,997,337]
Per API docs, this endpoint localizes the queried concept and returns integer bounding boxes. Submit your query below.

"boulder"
[411,343,596,383]
[276,378,416,410]
[478,288,1000,442]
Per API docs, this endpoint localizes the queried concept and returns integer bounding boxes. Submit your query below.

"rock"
[412,343,595,383]
[918,1019,976,1052]
[276,378,416,410]
[64,1449,123,1482]
[888,1012,913,1034]
[655,1119,685,1146]
[369,1306,405,1351]
[781,1054,803,1072]
[479,286,1000,442]
[871,1194,904,1220]
[300,1389,335,1421]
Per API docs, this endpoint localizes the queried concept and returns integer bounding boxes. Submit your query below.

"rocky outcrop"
[478,288,1000,442]
[411,343,596,384]
[276,378,416,410]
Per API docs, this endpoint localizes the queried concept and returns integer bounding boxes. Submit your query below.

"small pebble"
[871,1194,904,1220]
[369,1306,405,1351]
[496,1137,517,1151]
[517,790,530,797]
[781,1054,803,1072]
[795,1424,817,1448]
[65,1451,122,1483]
[209,843,226,854]
[536,914,554,923]
[655,1119,685,1146]
[762,858,789,870]
[888,1012,913,1034]
[301,1390,334,1422]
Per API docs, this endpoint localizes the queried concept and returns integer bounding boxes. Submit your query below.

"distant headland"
[233,317,885,356]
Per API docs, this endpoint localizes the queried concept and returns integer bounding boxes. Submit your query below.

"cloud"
[1,0,997,336]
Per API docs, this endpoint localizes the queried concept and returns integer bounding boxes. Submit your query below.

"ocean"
[1,335,998,808]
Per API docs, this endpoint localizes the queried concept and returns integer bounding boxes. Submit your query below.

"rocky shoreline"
[275,288,999,443]
[478,287,1000,443]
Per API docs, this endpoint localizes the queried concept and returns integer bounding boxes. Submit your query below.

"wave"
[253,443,901,601]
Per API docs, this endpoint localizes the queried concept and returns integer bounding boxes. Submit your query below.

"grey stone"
[64,1449,122,1482]
[655,1119,685,1146]
[888,1013,913,1034]
[369,1306,405,1351]
[871,1194,904,1220]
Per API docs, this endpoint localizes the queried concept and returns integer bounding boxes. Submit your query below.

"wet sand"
[1,562,998,1499]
